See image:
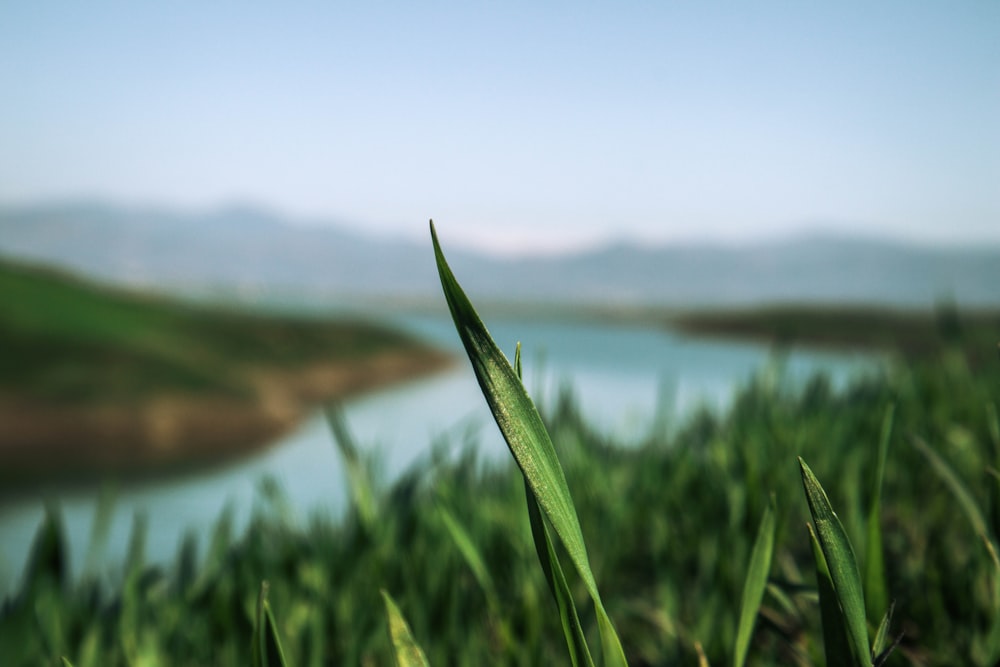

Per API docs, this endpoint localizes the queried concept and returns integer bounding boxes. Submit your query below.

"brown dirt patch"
[0,349,453,490]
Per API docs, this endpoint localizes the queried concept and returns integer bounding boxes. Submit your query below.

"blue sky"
[1,2,997,254]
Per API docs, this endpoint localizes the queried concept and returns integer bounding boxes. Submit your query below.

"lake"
[0,311,879,594]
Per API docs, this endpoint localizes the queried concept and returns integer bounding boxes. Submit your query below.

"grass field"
[1,251,998,665]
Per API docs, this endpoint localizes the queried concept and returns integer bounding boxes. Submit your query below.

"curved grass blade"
[526,478,597,667]
[381,590,431,667]
[252,581,289,667]
[733,497,776,667]
[518,338,596,667]
[432,221,627,666]
[864,403,894,624]
[799,458,870,667]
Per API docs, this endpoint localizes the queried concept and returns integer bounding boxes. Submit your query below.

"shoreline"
[0,348,454,495]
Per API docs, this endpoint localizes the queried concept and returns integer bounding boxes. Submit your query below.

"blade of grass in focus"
[733,496,776,667]
[382,590,431,667]
[431,221,627,666]
[864,403,894,624]
[517,343,596,667]
[808,523,853,667]
[800,458,871,667]
[252,581,289,667]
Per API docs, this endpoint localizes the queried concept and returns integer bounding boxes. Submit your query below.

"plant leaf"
[515,344,595,667]
[871,600,894,659]
[382,590,431,667]
[912,435,997,568]
[326,404,378,532]
[438,504,497,608]
[432,221,627,666]
[733,496,776,667]
[22,503,68,598]
[808,523,853,667]
[864,403,894,624]
[799,458,870,667]
[252,581,289,667]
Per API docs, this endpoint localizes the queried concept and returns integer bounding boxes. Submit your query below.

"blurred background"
[0,0,998,595]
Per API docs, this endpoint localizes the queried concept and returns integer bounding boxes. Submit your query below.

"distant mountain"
[1,201,998,308]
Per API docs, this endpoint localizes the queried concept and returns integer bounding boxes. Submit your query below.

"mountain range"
[1,201,998,308]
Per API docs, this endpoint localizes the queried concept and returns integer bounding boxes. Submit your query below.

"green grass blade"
[252,581,289,667]
[912,436,992,544]
[799,458,871,666]
[864,403,894,624]
[871,600,894,659]
[526,478,597,667]
[22,503,68,597]
[381,590,431,667]
[733,496,776,667]
[517,341,595,667]
[808,523,853,667]
[438,504,498,608]
[432,221,627,667]
[326,404,377,531]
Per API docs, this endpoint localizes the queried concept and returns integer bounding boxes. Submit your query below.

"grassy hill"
[0,258,451,485]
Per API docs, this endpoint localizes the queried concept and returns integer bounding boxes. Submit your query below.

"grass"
[0,257,442,403]
[0,256,450,487]
[1,231,999,665]
[670,303,1000,369]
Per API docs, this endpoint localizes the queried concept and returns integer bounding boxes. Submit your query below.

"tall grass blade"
[518,336,596,667]
[864,403,894,624]
[733,497,776,667]
[83,482,117,579]
[438,505,498,610]
[799,458,871,667]
[431,221,627,666]
[382,590,431,667]
[808,523,853,667]
[21,503,68,598]
[326,404,377,531]
[525,478,597,667]
[252,581,289,667]
[912,436,998,568]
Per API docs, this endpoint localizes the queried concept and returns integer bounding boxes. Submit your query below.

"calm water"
[0,313,878,594]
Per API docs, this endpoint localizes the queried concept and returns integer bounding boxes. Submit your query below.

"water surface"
[0,313,878,594]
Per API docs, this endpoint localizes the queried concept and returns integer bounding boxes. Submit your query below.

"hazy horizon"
[6,197,1000,262]
[2,2,998,255]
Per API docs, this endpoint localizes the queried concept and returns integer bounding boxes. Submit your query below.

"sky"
[1,1,998,255]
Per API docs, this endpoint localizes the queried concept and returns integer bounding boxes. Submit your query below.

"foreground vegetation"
[1,239,998,665]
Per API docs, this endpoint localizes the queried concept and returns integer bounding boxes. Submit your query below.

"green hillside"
[0,257,450,484]
[0,258,442,404]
